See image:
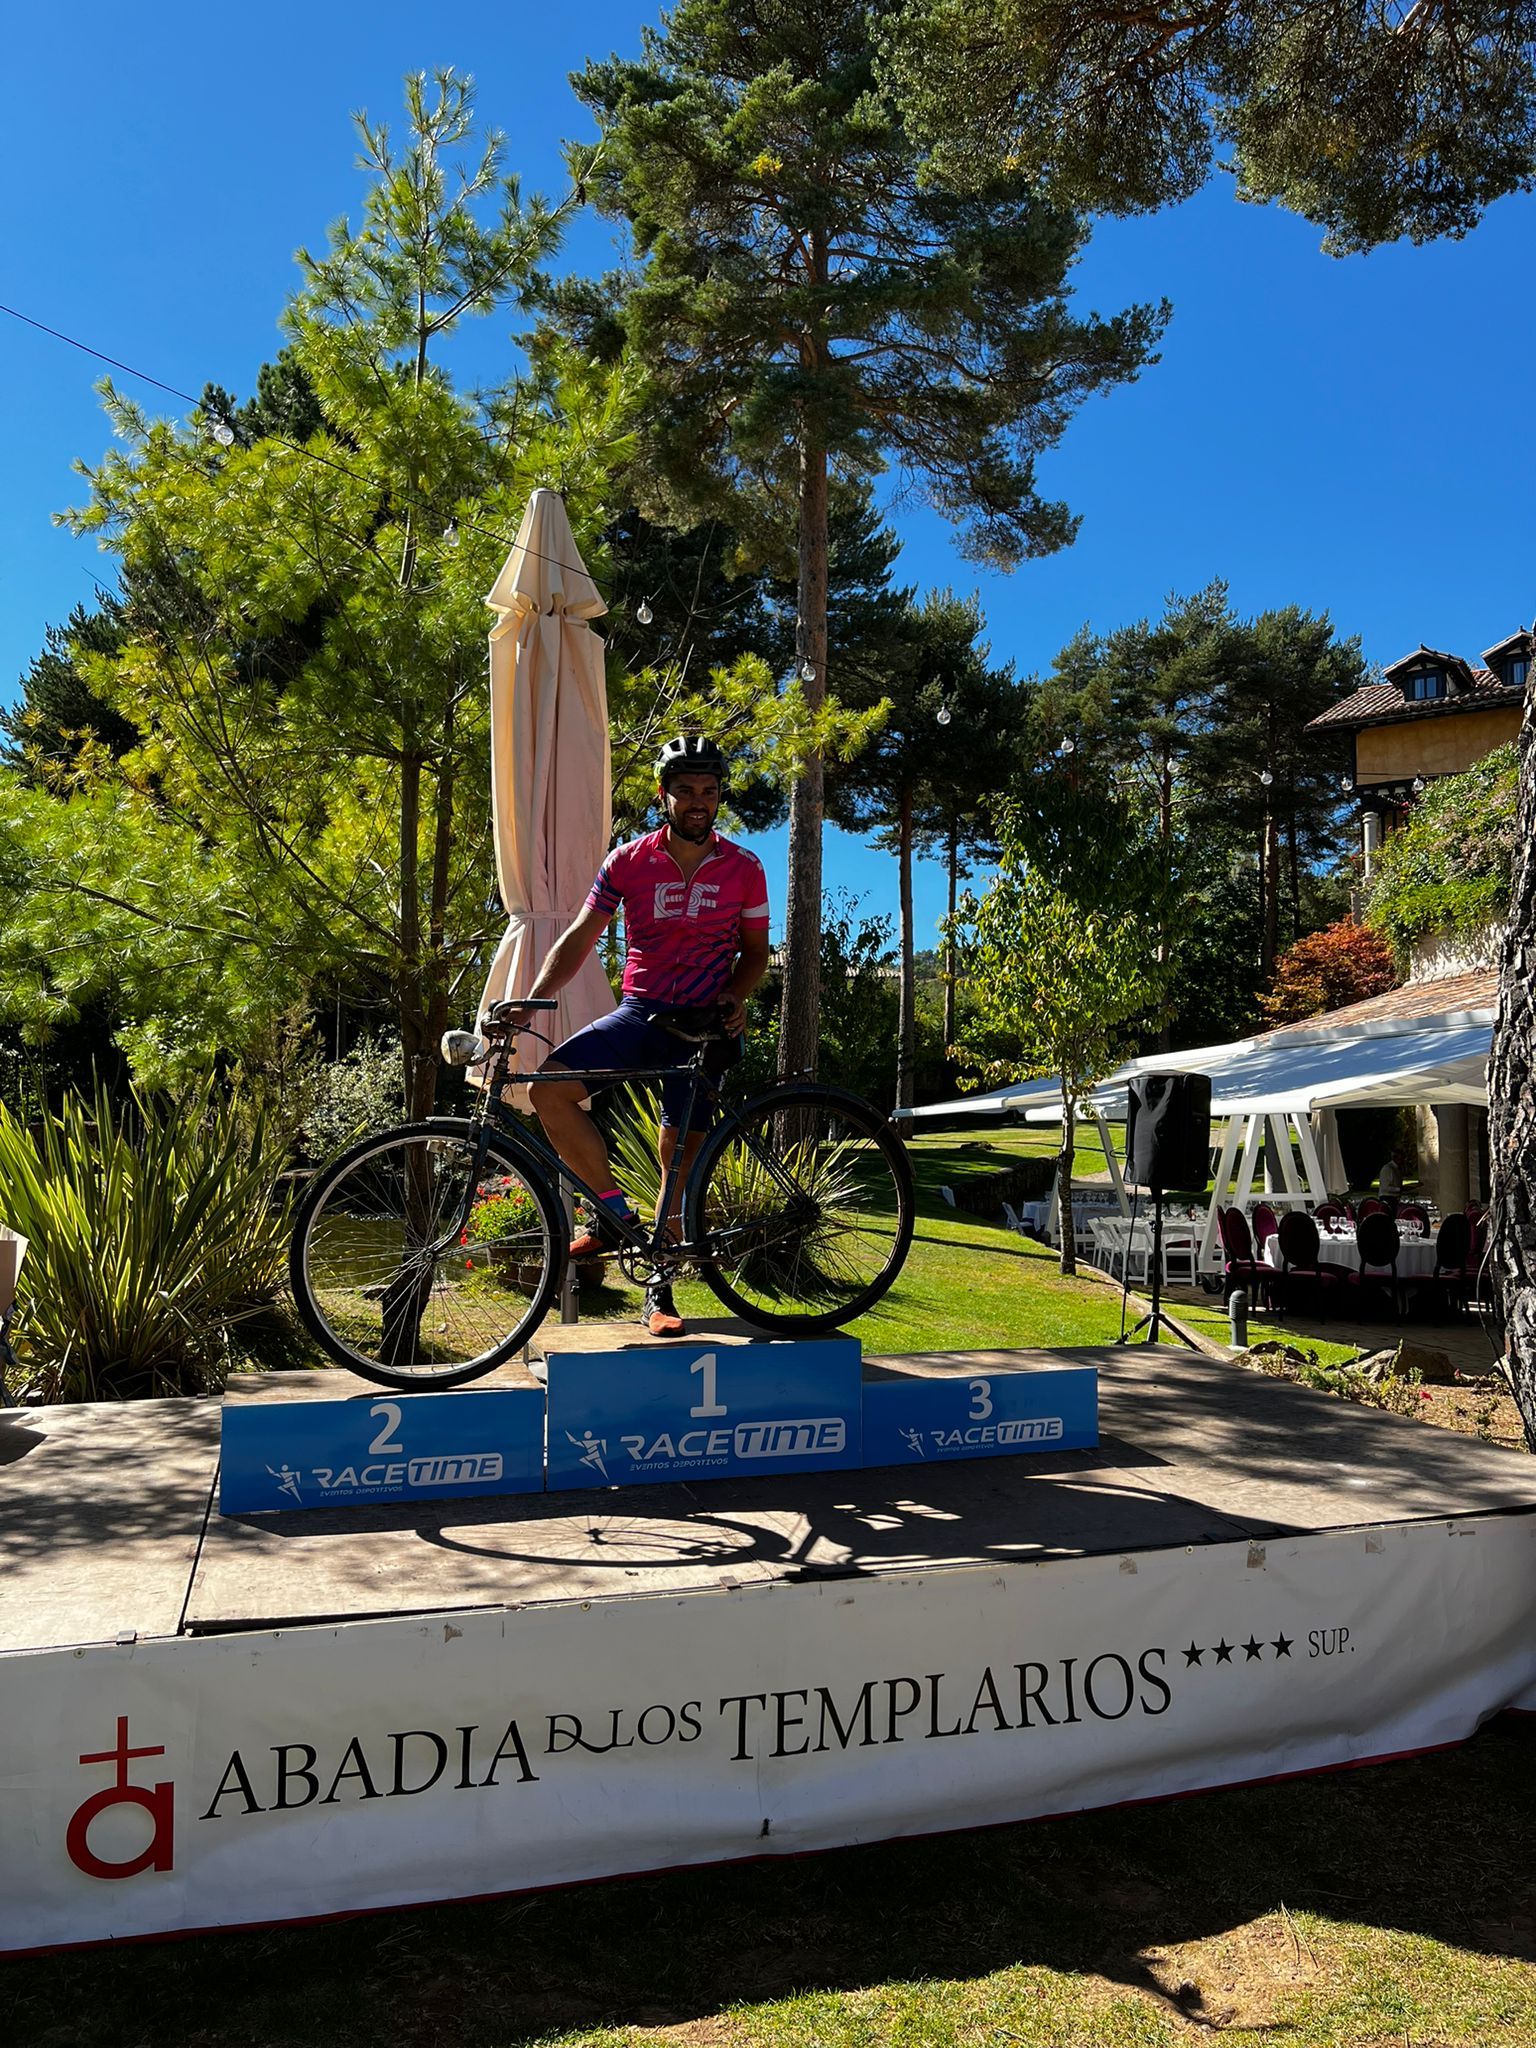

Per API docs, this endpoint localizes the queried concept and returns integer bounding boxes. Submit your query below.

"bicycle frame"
[459,1032,815,1276]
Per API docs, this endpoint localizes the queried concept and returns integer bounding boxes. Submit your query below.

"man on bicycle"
[505,735,771,1337]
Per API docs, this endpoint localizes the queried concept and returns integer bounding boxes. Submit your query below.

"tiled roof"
[1267,969,1498,1035]
[1306,667,1524,730]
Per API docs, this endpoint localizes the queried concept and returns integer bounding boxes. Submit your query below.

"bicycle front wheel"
[687,1086,914,1333]
[289,1120,565,1389]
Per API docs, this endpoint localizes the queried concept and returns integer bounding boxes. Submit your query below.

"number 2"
[968,1378,993,1421]
[689,1352,727,1418]
[368,1402,404,1454]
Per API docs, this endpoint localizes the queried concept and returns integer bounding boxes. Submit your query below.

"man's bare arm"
[498,905,611,1018]
[720,926,771,1034]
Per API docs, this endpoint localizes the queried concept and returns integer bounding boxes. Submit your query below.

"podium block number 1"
[690,1352,727,1418]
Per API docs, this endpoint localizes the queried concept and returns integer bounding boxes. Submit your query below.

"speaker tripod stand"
[1119,1186,1200,1350]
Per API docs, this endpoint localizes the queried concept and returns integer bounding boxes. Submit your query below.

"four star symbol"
[1179,1632,1298,1664]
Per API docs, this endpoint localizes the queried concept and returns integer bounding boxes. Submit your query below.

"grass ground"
[148,1120,1535,2048]
[5,1716,1533,2048]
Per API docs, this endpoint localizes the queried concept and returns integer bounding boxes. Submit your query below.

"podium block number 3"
[969,1379,992,1419]
[690,1353,727,1419]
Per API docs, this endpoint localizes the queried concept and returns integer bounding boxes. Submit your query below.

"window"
[1406,670,1443,701]
[1501,656,1529,690]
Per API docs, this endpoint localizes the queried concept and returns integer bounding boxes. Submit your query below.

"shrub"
[1365,743,1519,957]
[1259,918,1397,1025]
[296,1031,406,1163]
[0,1075,291,1401]
[467,1179,543,1243]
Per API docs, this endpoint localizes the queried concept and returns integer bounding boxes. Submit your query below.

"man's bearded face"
[661,773,720,844]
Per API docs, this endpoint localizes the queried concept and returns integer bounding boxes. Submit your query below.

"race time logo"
[619,1418,846,1469]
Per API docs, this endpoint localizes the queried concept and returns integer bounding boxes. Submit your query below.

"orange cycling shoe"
[569,1200,639,1259]
[642,1284,685,1338]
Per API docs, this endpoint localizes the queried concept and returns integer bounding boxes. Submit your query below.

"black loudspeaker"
[1125,1072,1212,1190]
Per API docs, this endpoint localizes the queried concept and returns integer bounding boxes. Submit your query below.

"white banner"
[4,1513,1535,1952]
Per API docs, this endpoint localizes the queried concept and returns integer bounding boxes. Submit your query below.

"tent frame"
[1042,1111,1131,1244]
[1195,1109,1331,1274]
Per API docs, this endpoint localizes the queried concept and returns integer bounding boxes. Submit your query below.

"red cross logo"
[66,1717,175,1880]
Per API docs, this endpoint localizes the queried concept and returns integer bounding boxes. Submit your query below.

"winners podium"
[219,1338,1099,1515]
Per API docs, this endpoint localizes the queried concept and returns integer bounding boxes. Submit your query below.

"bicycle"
[288,999,915,1390]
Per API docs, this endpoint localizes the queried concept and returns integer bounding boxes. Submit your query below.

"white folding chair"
[1161,1227,1197,1287]
[1122,1223,1153,1286]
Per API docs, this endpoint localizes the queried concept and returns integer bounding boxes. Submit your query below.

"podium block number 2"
[690,1352,727,1418]
[369,1402,405,1454]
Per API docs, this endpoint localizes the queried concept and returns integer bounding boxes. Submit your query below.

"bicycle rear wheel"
[687,1085,913,1333]
[289,1120,565,1389]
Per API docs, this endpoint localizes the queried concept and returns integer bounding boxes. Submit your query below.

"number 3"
[368,1402,404,1454]
[968,1378,993,1421]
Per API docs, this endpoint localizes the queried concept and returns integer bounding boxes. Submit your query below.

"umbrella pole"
[558,1175,580,1325]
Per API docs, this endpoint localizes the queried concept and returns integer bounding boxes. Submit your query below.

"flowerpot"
[486,1245,544,1290]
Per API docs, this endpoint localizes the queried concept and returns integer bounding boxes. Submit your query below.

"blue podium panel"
[220,1389,546,1514]
[861,1366,1097,1469]
[545,1339,863,1490]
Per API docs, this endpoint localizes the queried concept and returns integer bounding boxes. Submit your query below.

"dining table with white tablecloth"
[1261,1232,1440,1280]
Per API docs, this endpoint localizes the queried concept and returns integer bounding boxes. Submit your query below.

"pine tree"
[572,0,1164,1079]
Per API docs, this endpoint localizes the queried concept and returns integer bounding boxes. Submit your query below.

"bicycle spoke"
[293,1128,559,1386]
[693,1089,912,1330]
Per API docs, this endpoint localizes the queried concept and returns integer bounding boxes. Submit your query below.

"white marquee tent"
[896,994,1493,1273]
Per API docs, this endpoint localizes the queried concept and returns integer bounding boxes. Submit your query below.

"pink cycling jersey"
[585,828,770,1006]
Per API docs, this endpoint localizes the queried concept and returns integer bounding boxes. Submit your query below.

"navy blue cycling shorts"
[545,997,717,1132]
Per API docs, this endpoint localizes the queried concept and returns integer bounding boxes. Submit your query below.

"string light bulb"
[443,521,459,547]
[1259,768,1274,787]
[1059,736,1076,755]
[636,597,654,626]
[211,421,234,447]
[1412,775,1426,793]
[799,658,816,682]
[1341,776,1353,792]
[936,703,952,726]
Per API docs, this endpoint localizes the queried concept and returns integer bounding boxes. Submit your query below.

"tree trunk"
[1488,684,1536,1448]
[943,816,958,1048]
[1057,1087,1077,1276]
[1286,812,1301,943]
[1260,806,1280,979]
[1156,756,1173,1053]
[398,748,437,1124]
[896,783,916,1110]
[778,432,829,1082]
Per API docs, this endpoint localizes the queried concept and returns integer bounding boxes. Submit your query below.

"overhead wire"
[0,297,619,597]
[1,296,823,685]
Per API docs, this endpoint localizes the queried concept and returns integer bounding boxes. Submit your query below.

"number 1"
[689,1352,727,1418]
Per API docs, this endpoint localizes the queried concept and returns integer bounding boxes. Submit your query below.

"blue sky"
[4,2,1532,946]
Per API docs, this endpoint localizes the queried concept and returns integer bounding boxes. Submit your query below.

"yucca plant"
[606,1087,667,1219]
[0,1075,292,1402]
[605,1089,869,1301]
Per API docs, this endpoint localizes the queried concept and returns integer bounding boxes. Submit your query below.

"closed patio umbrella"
[475,489,616,1096]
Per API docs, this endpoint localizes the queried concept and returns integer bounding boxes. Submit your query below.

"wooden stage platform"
[5,1341,1533,1653]
[6,1337,1536,1954]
